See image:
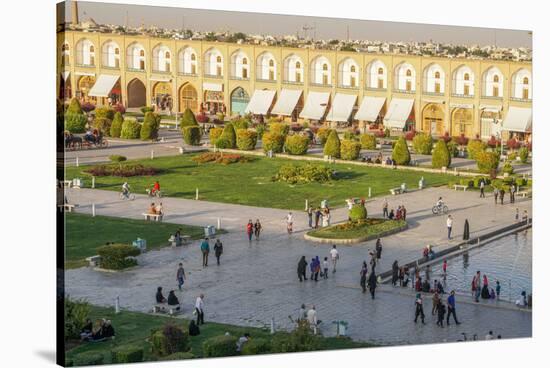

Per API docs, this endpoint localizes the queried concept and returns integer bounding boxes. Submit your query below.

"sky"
[59,1,532,48]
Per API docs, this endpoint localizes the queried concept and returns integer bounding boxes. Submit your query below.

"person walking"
[286,212,294,234]
[310,256,320,282]
[510,184,516,204]
[322,257,329,279]
[446,215,453,240]
[414,293,426,324]
[297,256,308,282]
[330,245,339,273]
[436,299,446,327]
[382,198,389,218]
[314,208,321,228]
[360,261,368,293]
[200,238,210,267]
[480,179,486,198]
[213,239,223,265]
[432,291,440,315]
[493,186,499,204]
[499,188,505,205]
[401,205,407,221]
[246,220,254,242]
[254,219,262,240]
[496,280,501,300]
[474,270,482,302]
[446,290,461,325]
[307,206,313,228]
[391,260,399,286]
[368,271,377,299]
[176,263,186,291]
[194,294,205,325]
[375,238,383,259]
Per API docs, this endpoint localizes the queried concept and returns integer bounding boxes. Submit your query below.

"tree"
[220,123,237,148]
[180,108,198,127]
[476,151,500,174]
[67,98,83,114]
[412,133,433,155]
[432,139,451,168]
[392,137,411,165]
[340,139,362,160]
[140,112,160,140]
[323,130,341,158]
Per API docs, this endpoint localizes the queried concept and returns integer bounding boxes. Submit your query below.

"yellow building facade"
[58,30,532,140]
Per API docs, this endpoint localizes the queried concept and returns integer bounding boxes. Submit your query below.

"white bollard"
[115,295,120,314]
[305,199,308,211]
[76,156,79,167]
[92,176,95,189]
[270,317,275,334]
[92,203,96,217]
[151,150,155,159]
[217,217,221,230]
[368,187,372,198]
[195,188,199,200]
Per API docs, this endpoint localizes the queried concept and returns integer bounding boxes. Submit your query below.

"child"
[322,257,329,279]
[496,280,501,300]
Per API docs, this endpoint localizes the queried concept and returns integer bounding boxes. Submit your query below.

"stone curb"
[303,223,409,244]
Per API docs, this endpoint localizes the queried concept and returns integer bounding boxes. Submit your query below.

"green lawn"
[66,153,452,210]
[65,213,208,269]
[307,219,407,240]
[66,305,374,365]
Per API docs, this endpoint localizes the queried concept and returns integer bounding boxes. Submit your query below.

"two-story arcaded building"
[57,30,532,141]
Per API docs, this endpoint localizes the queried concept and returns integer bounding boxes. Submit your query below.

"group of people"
[147,202,164,216]
[471,271,501,302]
[246,219,262,241]
[306,206,332,229]
[492,184,518,205]
[156,286,182,311]
[80,318,115,342]
[382,198,407,221]
[200,237,224,267]
[297,245,340,282]
[414,290,461,326]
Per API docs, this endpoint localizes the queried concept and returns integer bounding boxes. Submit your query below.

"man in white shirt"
[195,294,205,325]
[446,215,453,240]
[330,245,339,273]
[286,212,293,234]
[307,305,318,326]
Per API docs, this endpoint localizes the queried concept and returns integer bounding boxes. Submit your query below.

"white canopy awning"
[480,104,502,113]
[355,96,386,121]
[203,82,223,92]
[88,75,119,97]
[62,71,70,81]
[244,89,276,115]
[326,93,357,122]
[299,91,330,120]
[383,98,415,129]
[271,89,302,116]
[502,107,532,133]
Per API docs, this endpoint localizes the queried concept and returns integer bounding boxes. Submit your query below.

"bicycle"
[120,191,135,200]
[146,189,163,198]
[432,205,449,215]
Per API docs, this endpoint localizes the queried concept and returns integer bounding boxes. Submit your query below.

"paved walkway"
[65,187,531,345]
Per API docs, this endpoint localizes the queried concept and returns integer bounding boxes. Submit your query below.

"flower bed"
[84,164,158,177]
[305,218,407,244]
[191,152,250,165]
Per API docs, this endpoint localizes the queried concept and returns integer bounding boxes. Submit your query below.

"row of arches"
[65,40,531,99]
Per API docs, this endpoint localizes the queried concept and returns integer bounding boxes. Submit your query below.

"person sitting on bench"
[167,290,181,311]
[156,286,167,303]
[148,203,158,215]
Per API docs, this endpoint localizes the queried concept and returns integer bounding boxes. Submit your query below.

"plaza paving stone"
[65,186,532,345]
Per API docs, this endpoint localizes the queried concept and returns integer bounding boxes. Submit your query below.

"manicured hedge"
[476,151,500,174]
[111,344,144,364]
[202,335,239,358]
[502,161,514,175]
[232,117,250,130]
[110,112,124,137]
[161,352,195,360]
[141,112,160,140]
[96,243,140,270]
[284,135,310,155]
[221,123,237,148]
[323,130,341,158]
[94,106,115,121]
[67,98,83,114]
[349,204,367,222]
[120,119,141,139]
[316,128,332,145]
[183,126,201,145]
[392,137,411,165]
[236,129,258,150]
[209,127,224,146]
[360,134,377,150]
[241,338,271,355]
[64,113,88,133]
[269,122,290,136]
[72,351,105,366]
[340,139,361,160]
[467,139,487,160]
[93,117,112,136]
[519,146,529,163]
[262,131,285,153]
[412,133,433,155]
[432,139,451,168]
[180,108,198,127]
[151,324,189,357]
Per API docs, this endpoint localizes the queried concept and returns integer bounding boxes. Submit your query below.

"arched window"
[296,61,301,69]
[464,73,470,81]
[523,77,529,85]
[378,67,384,75]
[243,57,248,65]
[322,63,328,71]
[406,69,412,77]
[435,71,440,79]
[350,65,356,73]
[493,75,499,83]
[216,56,222,63]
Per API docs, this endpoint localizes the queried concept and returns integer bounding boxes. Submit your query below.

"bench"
[143,213,163,221]
[153,303,181,315]
[453,184,468,191]
[168,235,191,247]
[389,187,402,195]
[85,255,101,267]
[516,190,532,198]
[58,203,76,212]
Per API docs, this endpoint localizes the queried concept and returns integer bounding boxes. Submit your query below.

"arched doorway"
[422,103,445,136]
[152,82,173,113]
[59,74,72,100]
[451,108,474,138]
[179,83,198,113]
[230,87,250,116]
[127,78,146,108]
[204,90,225,114]
[77,76,96,103]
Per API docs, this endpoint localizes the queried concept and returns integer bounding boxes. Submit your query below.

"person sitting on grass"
[388,209,395,220]
[167,290,181,310]
[156,286,167,304]
[188,320,200,336]
[102,320,115,339]
[236,333,251,352]
[79,319,93,340]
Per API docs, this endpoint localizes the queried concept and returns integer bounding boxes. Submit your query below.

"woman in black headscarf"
[297,256,308,282]
[368,271,377,299]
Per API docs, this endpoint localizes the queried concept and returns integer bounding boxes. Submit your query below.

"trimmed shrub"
[432,139,451,168]
[64,112,88,133]
[271,320,320,353]
[94,106,115,121]
[97,243,140,270]
[459,178,474,187]
[284,135,310,155]
[209,127,224,146]
[316,128,332,145]
[447,139,459,158]
[214,136,232,149]
[93,117,112,136]
[323,130,341,158]
[141,112,160,140]
[73,352,104,366]
[502,161,514,175]
[476,151,500,174]
[269,122,290,136]
[343,131,358,141]
[64,298,91,341]
[120,119,141,139]
[384,128,391,138]
[182,126,201,145]
[202,335,239,358]
[360,134,377,150]
[241,338,271,355]
[340,139,361,161]
[111,345,144,364]
[110,112,124,137]
[221,123,237,148]
[273,164,334,184]
[140,106,154,114]
[467,139,487,160]
[67,98,83,114]
[161,352,195,360]
[519,146,529,163]
[151,324,189,357]
[412,133,433,155]
[180,108,199,127]
[262,132,285,153]
[232,117,250,130]
[255,123,267,139]
[392,137,411,165]
[349,204,367,222]
[473,177,491,188]
[84,164,158,177]
[236,129,258,150]
[109,155,127,163]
